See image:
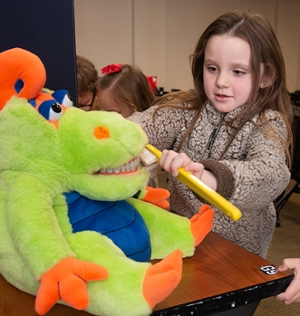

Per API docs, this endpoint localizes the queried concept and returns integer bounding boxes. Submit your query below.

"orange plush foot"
[190,204,214,246]
[35,258,108,315]
[143,249,183,308]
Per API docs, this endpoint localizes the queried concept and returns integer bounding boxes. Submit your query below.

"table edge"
[151,275,293,315]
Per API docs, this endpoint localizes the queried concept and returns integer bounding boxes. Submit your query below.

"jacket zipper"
[201,113,225,160]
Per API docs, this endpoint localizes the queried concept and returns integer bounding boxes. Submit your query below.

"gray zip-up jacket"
[129,102,291,258]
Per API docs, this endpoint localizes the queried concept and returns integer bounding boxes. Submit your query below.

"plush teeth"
[94,157,140,175]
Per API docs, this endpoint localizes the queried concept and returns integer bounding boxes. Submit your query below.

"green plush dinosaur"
[0,48,214,316]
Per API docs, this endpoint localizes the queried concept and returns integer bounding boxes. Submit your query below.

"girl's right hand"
[160,150,205,179]
[160,150,217,191]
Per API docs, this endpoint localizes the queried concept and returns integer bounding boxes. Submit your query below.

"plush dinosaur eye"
[51,90,73,108]
[61,93,73,108]
[38,100,64,121]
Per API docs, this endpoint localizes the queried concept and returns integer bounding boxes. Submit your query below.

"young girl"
[128,9,293,259]
[95,63,155,117]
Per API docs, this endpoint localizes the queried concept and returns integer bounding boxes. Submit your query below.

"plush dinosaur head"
[0,47,149,200]
[0,96,149,201]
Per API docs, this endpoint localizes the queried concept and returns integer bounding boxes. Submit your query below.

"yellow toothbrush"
[144,144,242,221]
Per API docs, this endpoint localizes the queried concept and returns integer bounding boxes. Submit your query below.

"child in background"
[128,9,293,260]
[76,55,99,111]
[96,63,158,187]
[94,63,155,117]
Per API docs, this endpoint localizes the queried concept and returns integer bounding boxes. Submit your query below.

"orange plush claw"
[142,186,170,210]
[35,257,108,315]
[190,204,214,246]
[143,249,183,308]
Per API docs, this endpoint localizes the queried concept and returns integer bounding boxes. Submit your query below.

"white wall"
[74,0,300,93]
[276,0,300,90]
[74,0,133,65]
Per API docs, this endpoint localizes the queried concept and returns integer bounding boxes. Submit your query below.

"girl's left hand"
[276,258,300,304]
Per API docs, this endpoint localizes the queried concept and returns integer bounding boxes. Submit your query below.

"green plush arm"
[127,197,195,259]
[3,171,75,279]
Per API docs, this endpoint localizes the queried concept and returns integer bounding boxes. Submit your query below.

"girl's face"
[77,89,97,112]
[203,34,253,112]
[97,89,134,118]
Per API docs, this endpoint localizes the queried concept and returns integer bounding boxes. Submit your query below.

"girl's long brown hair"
[153,10,293,167]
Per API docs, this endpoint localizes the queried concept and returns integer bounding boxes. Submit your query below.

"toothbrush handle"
[145,144,242,221]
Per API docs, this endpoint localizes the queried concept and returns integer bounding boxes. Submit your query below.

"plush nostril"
[94,126,110,139]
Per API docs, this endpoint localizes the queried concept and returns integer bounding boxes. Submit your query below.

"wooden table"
[152,232,292,315]
[0,232,293,316]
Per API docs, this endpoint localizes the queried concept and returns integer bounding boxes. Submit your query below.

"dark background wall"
[0,0,78,104]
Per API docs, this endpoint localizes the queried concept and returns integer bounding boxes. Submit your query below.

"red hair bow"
[101,63,123,75]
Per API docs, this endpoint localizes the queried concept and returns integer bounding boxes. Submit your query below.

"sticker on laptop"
[260,265,278,275]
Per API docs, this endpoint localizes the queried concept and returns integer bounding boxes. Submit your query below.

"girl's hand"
[276,258,300,304]
[160,150,217,190]
[160,150,205,179]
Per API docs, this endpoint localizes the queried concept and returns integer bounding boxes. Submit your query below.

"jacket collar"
[205,101,247,124]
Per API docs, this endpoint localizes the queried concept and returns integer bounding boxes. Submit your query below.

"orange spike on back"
[94,126,110,139]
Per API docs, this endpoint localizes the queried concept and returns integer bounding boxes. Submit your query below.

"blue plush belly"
[65,192,151,262]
